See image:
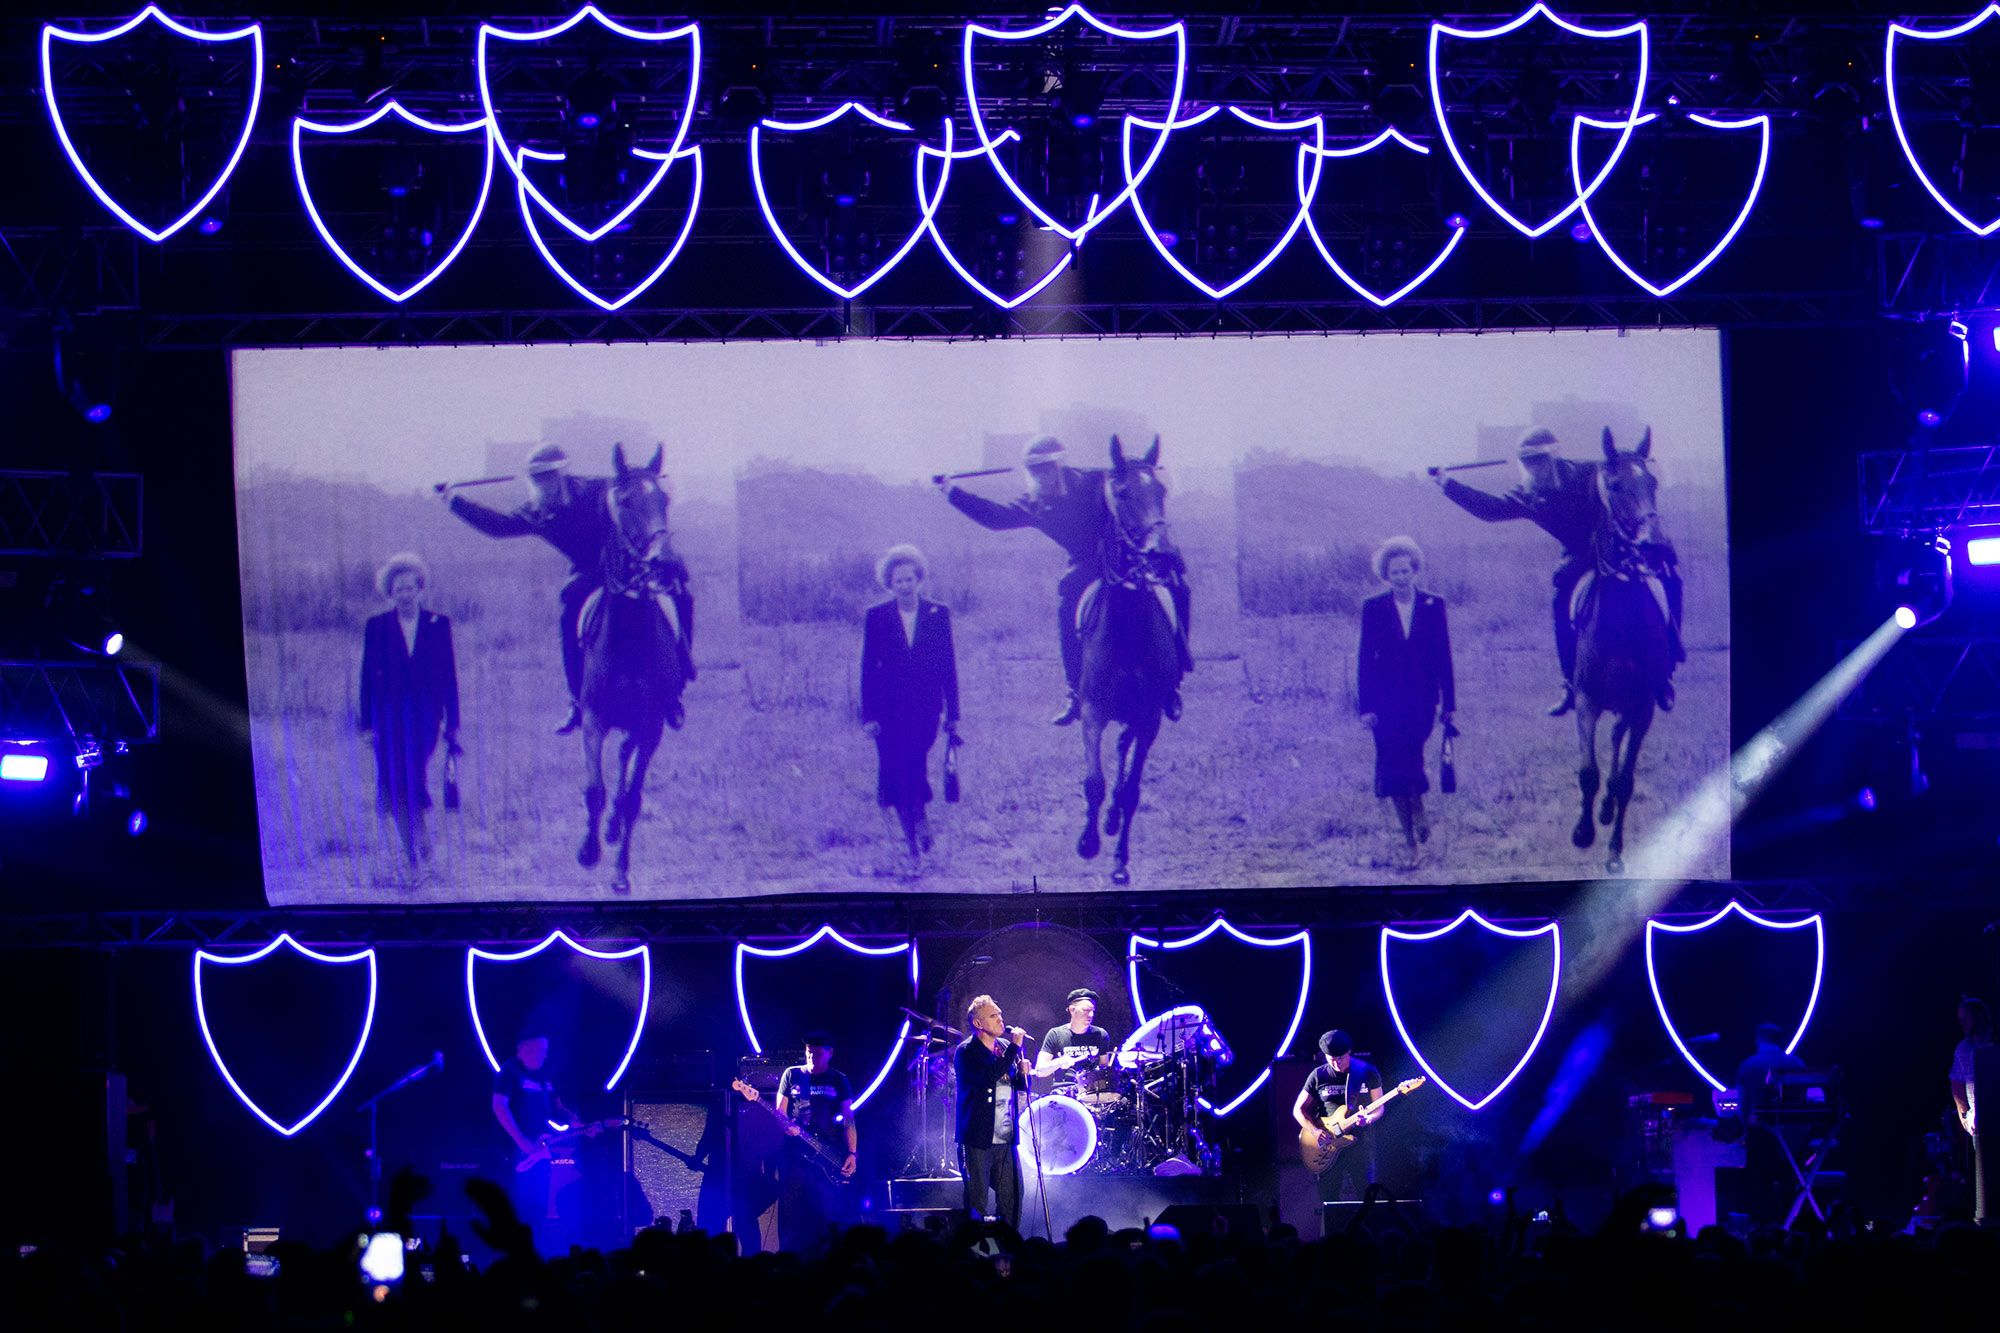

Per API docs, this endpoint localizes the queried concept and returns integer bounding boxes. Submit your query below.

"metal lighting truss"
[0,878,1843,951]
[0,470,143,558]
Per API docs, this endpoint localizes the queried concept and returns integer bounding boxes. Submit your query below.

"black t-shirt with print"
[777,1064,854,1148]
[1042,1024,1112,1071]
[494,1058,558,1146]
[1301,1059,1382,1123]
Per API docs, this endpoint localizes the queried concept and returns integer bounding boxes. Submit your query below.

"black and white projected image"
[231,332,1729,903]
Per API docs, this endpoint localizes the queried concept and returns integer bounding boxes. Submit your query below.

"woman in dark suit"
[1357,535,1455,869]
[358,551,460,881]
[860,544,960,876]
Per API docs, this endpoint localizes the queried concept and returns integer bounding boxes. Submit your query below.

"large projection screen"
[232,332,1729,903]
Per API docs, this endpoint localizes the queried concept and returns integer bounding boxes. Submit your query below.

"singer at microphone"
[955,995,1030,1230]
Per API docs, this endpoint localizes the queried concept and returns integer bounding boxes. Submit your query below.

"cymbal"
[899,1006,964,1038]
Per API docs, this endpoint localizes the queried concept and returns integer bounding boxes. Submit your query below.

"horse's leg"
[1600,717,1629,825]
[578,720,606,868]
[1105,727,1137,836]
[1077,713,1105,861]
[607,733,639,844]
[1572,702,1601,851]
[1110,719,1159,885]
[612,724,662,893]
[1605,707,1652,875]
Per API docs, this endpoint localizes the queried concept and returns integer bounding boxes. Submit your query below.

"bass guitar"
[515,1115,639,1173]
[731,1078,853,1186]
[1298,1078,1426,1176]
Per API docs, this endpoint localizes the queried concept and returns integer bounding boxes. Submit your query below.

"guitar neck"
[733,1081,847,1165]
[1330,1082,1412,1128]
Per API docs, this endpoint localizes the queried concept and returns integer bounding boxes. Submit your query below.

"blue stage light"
[1965,535,2000,566]
[0,753,50,783]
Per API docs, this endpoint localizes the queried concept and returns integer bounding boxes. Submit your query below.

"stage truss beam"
[0,881,1857,951]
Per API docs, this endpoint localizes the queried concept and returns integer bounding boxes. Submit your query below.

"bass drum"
[1020,1093,1098,1177]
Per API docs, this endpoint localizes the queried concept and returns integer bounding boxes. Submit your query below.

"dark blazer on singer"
[359,609,461,740]
[1357,590,1455,722]
[860,598,960,730]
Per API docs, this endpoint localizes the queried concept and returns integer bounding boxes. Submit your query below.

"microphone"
[1688,1033,1721,1045]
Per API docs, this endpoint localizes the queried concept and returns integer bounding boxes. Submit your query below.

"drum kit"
[898,1003,1232,1179]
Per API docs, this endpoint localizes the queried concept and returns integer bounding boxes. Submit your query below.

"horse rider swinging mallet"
[935,434,1193,725]
[439,442,697,733]
[1430,427,1682,715]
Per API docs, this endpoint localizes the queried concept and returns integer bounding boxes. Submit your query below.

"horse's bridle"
[1593,462,1659,581]
[605,477,679,597]
[1101,469,1171,587]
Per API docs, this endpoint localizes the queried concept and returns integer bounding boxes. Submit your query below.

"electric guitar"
[1297,1078,1426,1176]
[731,1078,854,1186]
[514,1115,638,1173]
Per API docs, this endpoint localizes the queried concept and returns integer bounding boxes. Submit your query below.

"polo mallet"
[931,467,1019,486]
[1425,459,1514,478]
[433,474,529,493]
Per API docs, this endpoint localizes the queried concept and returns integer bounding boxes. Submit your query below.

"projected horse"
[1571,428,1675,874]
[577,444,689,892]
[1076,436,1185,885]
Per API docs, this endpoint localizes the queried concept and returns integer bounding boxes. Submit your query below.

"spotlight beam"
[1566,614,1906,995]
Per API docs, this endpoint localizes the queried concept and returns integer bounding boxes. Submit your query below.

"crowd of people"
[7,1177,1994,1333]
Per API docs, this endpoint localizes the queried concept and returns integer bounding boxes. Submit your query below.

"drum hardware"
[899,1010,962,1177]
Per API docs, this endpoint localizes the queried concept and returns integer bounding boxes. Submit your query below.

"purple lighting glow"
[1380,910,1561,1112]
[194,935,377,1137]
[41,7,265,244]
[1127,918,1310,1117]
[1644,902,1825,1093]
[477,8,700,244]
[292,102,495,304]
[918,132,1077,307]
[1572,111,1771,297]
[516,145,702,311]
[734,926,916,1110]
[750,103,949,302]
[962,5,1188,241]
[1125,105,1324,300]
[1299,128,1466,307]
[1429,5,1649,239]
[1888,9,2000,236]
[466,931,650,1091]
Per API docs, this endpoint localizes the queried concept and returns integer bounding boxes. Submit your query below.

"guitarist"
[491,1030,593,1236]
[774,1031,858,1253]
[1293,1030,1383,1201]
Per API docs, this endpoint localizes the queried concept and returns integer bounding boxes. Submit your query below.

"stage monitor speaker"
[625,1093,731,1237]
[1154,1203,1264,1239]
[1321,1197,1424,1240]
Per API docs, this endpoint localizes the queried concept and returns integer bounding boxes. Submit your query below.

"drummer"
[1034,987,1114,1080]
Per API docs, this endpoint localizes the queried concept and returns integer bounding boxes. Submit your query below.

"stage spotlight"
[1889,533,1954,629]
[1965,533,2000,565]
[52,324,117,424]
[1892,321,1969,428]
[1053,68,1105,129]
[0,753,50,783]
[567,68,617,131]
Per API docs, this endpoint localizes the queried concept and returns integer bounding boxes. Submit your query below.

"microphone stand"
[356,1054,443,1226]
[1012,1032,1056,1240]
